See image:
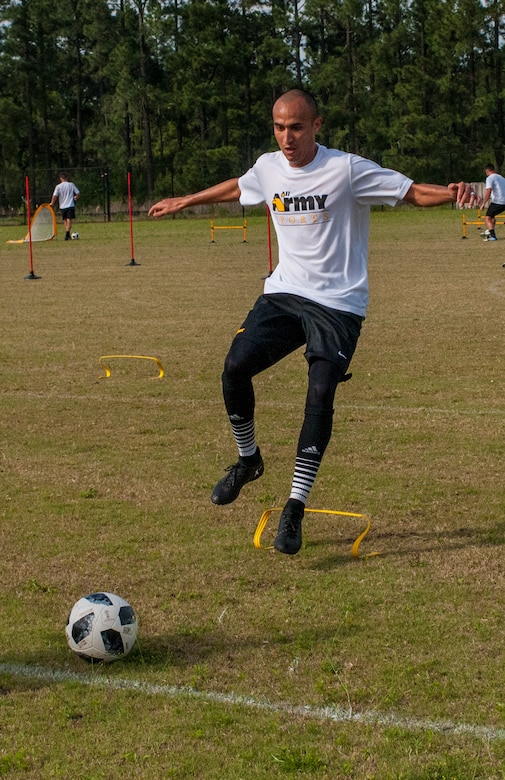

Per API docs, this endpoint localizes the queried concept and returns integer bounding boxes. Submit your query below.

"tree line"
[0,0,504,211]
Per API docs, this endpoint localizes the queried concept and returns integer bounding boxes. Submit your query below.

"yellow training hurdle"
[98,355,165,379]
[253,507,380,558]
[210,217,247,243]
[461,209,505,238]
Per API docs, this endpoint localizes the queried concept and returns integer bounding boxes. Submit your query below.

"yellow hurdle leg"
[254,507,380,558]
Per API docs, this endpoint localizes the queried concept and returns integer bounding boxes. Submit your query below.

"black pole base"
[24,270,41,280]
[126,258,141,266]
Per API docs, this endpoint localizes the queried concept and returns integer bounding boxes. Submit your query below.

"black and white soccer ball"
[66,592,138,662]
[71,232,79,240]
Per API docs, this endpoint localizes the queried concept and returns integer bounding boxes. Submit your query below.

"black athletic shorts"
[234,293,363,377]
[486,202,505,218]
[61,207,76,220]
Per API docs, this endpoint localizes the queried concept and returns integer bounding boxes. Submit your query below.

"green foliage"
[1,0,505,209]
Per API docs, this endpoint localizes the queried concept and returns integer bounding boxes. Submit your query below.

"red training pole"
[126,170,140,266]
[24,175,41,280]
[26,176,33,270]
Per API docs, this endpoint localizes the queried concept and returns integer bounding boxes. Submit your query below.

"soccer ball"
[66,592,138,662]
[71,232,79,239]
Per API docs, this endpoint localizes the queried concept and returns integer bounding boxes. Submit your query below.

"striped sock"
[289,456,320,504]
[230,417,257,458]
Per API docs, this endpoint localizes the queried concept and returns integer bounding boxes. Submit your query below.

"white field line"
[2,662,505,742]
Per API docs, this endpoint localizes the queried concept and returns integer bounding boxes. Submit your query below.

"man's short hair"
[277,88,320,119]
[485,163,495,172]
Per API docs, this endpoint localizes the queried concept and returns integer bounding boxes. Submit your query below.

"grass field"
[1,208,504,779]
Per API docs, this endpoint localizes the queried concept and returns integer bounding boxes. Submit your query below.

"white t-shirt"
[52,181,80,210]
[238,144,413,317]
[485,172,505,205]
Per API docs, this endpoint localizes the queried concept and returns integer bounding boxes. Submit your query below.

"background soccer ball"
[71,232,79,239]
[66,592,138,662]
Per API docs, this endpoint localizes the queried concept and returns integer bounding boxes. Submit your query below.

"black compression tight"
[222,339,342,462]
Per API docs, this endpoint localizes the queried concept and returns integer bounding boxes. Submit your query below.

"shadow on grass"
[133,622,359,670]
[0,673,49,695]
[1,621,358,676]
[309,520,505,571]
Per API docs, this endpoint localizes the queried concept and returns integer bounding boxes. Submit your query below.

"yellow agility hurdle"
[98,355,165,379]
[461,209,505,238]
[210,217,247,243]
[254,507,380,558]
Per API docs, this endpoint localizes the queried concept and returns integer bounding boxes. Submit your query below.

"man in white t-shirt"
[50,172,80,241]
[149,89,474,556]
[481,163,505,241]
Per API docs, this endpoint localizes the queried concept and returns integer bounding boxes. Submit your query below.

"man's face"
[273,97,322,168]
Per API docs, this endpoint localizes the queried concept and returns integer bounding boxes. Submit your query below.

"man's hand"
[448,181,478,209]
[148,178,241,219]
[148,197,188,218]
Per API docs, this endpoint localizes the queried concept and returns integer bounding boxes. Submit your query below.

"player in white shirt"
[482,163,505,241]
[149,89,474,556]
[51,172,80,241]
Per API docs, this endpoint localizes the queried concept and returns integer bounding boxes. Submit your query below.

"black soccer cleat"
[211,450,264,505]
[274,498,304,555]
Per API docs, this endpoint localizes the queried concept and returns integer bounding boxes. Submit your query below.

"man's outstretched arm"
[148,178,241,218]
[404,181,474,208]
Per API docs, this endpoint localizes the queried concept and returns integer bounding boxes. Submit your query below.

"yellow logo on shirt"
[272,194,286,211]
[271,192,328,213]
